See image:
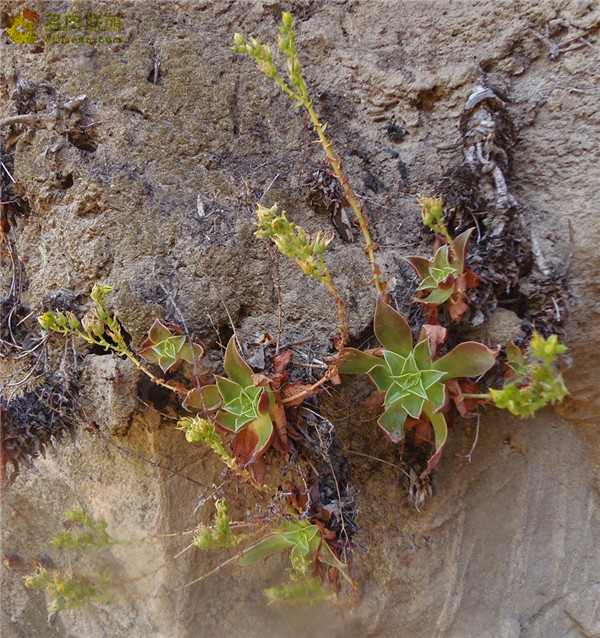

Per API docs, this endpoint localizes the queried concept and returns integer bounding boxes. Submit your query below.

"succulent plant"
[184,337,281,462]
[405,227,479,321]
[138,319,203,373]
[239,518,350,579]
[339,297,497,469]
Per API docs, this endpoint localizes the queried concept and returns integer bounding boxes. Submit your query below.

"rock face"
[1,1,599,637]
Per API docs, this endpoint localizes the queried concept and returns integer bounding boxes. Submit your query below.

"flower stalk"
[234,13,383,293]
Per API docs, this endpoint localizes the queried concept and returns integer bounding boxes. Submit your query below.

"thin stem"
[433,218,458,265]
[303,99,382,293]
[121,350,182,395]
[76,329,183,396]
[461,393,492,401]
[319,266,349,349]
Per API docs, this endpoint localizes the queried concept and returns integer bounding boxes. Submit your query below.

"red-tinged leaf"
[422,324,447,358]
[230,426,266,484]
[439,274,456,290]
[434,342,497,381]
[182,385,221,412]
[452,227,474,272]
[374,295,413,356]
[223,337,254,386]
[147,318,173,344]
[463,269,480,289]
[257,389,271,414]
[448,295,469,323]
[405,416,435,447]
[422,445,444,478]
[177,341,204,364]
[138,345,160,364]
[158,354,180,373]
[249,412,274,457]
[315,538,352,580]
[445,379,467,417]
[405,255,432,281]
[270,400,289,454]
[363,390,384,414]
[420,401,448,478]
[251,373,271,388]
[270,350,293,377]
[280,382,321,406]
[446,378,484,417]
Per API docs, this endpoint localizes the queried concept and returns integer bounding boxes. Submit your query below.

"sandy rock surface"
[1,1,599,637]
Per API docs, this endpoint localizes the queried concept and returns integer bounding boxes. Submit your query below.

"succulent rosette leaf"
[182,385,222,413]
[212,337,277,459]
[239,519,350,579]
[405,228,476,310]
[339,296,496,465]
[139,319,203,373]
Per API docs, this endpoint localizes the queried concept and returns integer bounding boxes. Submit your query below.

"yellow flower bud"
[281,12,293,29]
[418,196,443,228]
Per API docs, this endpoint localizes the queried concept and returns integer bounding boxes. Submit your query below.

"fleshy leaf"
[239,533,293,565]
[182,385,221,412]
[215,410,243,433]
[413,334,432,366]
[248,412,274,457]
[432,245,452,270]
[383,350,406,375]
[339,348,386,377]
[215,376,244,405]
[427,382,446,412]
[368,365,395,393]
[224,337,254,386]
[405,255,432,281]
[257,389,272,414]
[374,296,413,357]
[138,346,160,365]
[434,342,497,381]
[402,394,425,419]
[421,369,445,390]
[147,318,173,343]
[400,353,419,375]
[452,228,474,272]
[416,285,455,306]
[385,383,409,405]
[158,354,178,372]
[317,538,353,578]
[378,400,408,443]
[421,401,448,477]
[177,341,204,364]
